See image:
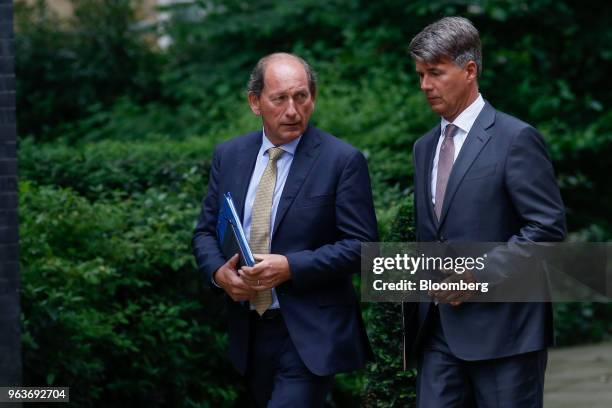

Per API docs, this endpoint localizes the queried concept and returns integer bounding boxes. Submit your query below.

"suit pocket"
[464,163,497,180]
[295,193,335,208]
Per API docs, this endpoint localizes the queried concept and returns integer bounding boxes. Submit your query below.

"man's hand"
[213,254,256,302]
[239,254,291,290]
[429,268,477,306]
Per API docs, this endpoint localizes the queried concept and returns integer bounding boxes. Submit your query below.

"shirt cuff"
[211,272,222,288]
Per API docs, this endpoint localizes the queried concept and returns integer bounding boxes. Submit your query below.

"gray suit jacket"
[405,101,566,364]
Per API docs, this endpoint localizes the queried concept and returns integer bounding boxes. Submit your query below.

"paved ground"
[545,342,612,407]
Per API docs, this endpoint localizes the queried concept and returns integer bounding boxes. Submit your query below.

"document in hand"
[217,192,255,267]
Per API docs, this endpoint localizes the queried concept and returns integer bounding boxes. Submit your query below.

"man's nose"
[285,99,298,117]
[420,76,432,92]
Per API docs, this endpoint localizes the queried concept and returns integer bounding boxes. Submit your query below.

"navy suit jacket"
[406,101,566,363]
[192,125,377,376]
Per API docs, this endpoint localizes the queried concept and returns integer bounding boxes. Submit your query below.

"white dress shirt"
[431,94,485,204]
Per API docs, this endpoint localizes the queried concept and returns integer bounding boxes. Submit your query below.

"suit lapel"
[423,126,441,228]
[233,132,262,221]
[272,125,322,235]
[437,103,495,229]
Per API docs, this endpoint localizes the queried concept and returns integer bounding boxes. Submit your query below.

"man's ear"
[248,92,261,115]
[465,61,478,82]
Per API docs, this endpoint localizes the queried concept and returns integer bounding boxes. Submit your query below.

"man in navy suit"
[406,17,566,407]
[192,53,377,407]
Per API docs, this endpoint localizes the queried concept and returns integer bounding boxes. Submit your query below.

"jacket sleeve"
[285,150,379,292]
[413,141,420,241]
[192,146,228,292]
[472,126,567,286]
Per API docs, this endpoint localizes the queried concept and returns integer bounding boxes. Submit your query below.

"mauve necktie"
[249,147,284,315]
[434,124,458,220]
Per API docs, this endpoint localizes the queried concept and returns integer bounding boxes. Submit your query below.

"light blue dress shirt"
[242,130,301,310]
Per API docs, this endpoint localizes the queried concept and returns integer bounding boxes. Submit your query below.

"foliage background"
[15,0,612,406]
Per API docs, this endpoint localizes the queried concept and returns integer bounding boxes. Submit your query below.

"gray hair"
[247,52,317,97]
[409,16,482,76]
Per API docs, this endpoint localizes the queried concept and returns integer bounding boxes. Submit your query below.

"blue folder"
[217,192,255,267]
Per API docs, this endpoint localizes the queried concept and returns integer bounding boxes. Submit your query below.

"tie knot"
[267,147,284,162]
[444,124,459,139]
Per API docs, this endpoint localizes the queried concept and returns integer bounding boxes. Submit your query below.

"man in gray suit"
[407,17,566,407]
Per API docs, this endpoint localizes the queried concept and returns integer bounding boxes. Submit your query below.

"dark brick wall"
[0,0,21,387]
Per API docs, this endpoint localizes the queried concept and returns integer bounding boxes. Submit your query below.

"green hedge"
[20,182,243,406]
[362,201,417,406]
[18,137,218,201]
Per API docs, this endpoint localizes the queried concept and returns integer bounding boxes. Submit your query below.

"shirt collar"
[261,129,301,156]
[440,93,485,135]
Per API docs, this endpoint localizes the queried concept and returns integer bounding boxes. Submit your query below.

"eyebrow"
[416,67,442,73]
[270,88,309,97]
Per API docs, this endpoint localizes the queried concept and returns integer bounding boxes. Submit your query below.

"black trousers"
[246,311,332,408]
[417,307,547,408]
